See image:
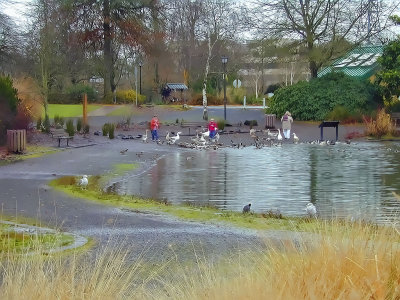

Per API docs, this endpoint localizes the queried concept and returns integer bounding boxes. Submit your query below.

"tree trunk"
[202,30,213,121]
[103,0,114,100]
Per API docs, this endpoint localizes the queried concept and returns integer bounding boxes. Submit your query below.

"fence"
[7,130,26,153]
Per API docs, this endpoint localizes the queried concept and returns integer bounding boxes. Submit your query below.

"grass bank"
[0,145,59,166]
[52,175,333,232]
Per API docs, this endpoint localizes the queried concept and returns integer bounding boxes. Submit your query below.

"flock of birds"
[242,201,317,218]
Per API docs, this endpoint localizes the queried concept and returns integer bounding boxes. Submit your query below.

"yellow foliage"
[364,109,396,137]
[115,89,146,105]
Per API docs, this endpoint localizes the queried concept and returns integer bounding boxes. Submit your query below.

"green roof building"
[318,45,384,80]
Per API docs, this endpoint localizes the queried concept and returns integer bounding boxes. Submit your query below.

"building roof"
[318,45,384,80]
[166,83,188,90]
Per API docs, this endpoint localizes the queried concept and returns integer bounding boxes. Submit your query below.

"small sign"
[233,79,242,88]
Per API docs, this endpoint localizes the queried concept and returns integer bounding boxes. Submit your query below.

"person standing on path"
[150,115,160,141]
[281,111,293,139]
[208,118,218,139]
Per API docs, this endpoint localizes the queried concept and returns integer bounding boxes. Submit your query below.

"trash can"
[265,114,276,129]
[7,130,26,153]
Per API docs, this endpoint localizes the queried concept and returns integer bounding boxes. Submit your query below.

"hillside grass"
[43,104,102,118]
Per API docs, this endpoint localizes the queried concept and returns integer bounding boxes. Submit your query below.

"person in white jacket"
[281,111,293,139]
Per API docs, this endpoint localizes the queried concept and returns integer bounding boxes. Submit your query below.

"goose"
[277,129,283,141]
[78,175,88,189]
[202,130,210,137]
[142,130,149,143]
[305,202,317,218]
[168,131,181,145]
[120,148,128,154]
[249,128,257,138]
[292,133,299,144]
[198,134,207,146]
[243,203,251,213]
[165,132,172,143]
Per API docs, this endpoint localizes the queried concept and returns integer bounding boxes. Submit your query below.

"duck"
[243,203,251,213]
[292,132,299,144]
[277,129,283,141]
[305,202,317,218]
[120,148,128,154]
[142,129,149,143]
[78,175,88,189]
[168,131,181,145]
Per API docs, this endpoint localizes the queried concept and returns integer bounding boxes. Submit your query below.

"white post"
[243,96,246,108]
[263,98,266,108]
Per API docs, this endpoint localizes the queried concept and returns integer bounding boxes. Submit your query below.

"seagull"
[78,175,88,189]
[277,129,283,141]
[292,133,299,144]
[168,131,181,145]
[120,148,128,154]
[305,202,317,218]
[142,130,149,143]
[243,203,251,213]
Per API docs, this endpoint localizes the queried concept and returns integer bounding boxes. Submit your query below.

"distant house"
[162,83,188,103]
[318,45,384,80]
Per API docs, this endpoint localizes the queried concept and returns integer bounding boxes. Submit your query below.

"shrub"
[42,115,50,133]
[268,72,381,121]
[102,123,110,136]
[115,89,146,105]
[188,94,224,105]
[64,84,97,104]
[217,119,225,130]
[76,118,82,132]
[363,109,395,138]
[108,123,115,139]
[36,117,42,130]
[0,76,20,144]
[65,119,75,137]
[53,115,64,128]
[83,124,90,134]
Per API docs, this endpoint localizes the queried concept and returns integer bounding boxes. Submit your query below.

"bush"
[76,118,82,132]
[102,123,110,136]
[42,114,50,133]
[217,119,225,130]
[188,94,224,105]
[326,106,363,123]
[83,124,90,134]
[36,117,42,130]
[0,76,20,144]
[267,72,381,121]
[108,123,115,139]
[49,84,98,104]
[53,115,64,128]
[66,119,75,137]
[115,89,146,105]
[363,109,395,138]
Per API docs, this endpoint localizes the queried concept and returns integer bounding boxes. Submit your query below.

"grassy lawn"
[106,105,138,116]
[0,145,60,166]
[43,104,102,118]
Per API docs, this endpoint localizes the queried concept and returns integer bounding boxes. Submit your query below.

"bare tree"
[251,0,399,78]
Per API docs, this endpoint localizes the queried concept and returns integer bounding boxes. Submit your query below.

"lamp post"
[139,61,142,95]
[221,56,228,121]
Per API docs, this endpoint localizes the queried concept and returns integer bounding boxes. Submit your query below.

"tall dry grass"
[364,109,396,138]
[0,222,399,299]
[167,222,400,300]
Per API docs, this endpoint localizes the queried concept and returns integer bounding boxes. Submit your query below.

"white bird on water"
[292,132,299,144]
[78,175,88,189]
[305,202,317,218]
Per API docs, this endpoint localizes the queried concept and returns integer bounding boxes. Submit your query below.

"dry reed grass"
[364,109,396,138]
[0,222,399,299]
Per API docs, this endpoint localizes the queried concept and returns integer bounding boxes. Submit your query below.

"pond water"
[108,142,400,224]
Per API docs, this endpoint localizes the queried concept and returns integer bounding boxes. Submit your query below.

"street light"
[221,56,228,121]
[138,61,142,95]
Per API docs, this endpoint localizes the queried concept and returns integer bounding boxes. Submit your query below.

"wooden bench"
[180,121,207,135]
[50,128,73,147]
[391,112,400,127]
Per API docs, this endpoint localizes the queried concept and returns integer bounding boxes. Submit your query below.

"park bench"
[50,128,73,147]
[180,121,207,135]
[391,112,400,127]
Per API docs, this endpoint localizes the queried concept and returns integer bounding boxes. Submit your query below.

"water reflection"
[109,142,400,223]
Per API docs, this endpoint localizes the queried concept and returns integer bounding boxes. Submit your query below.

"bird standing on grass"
[243,203,251,213]
[78,175,88,189]
[305,202,317,218]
